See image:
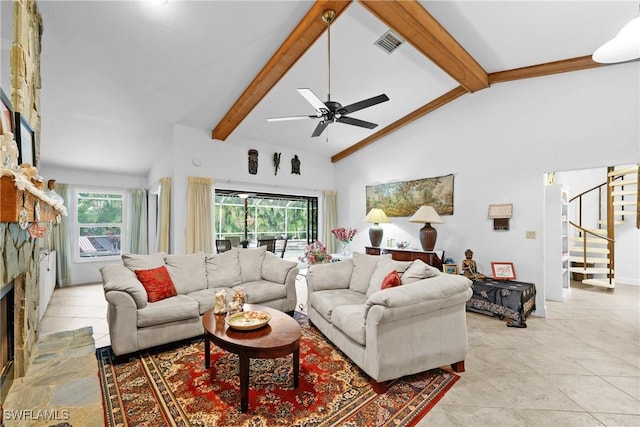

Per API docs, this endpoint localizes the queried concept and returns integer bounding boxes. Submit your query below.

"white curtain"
[156,177,171,253]
[129,188,148,254]
[51,183,72,286]
[323,190,338,253]
[185,176,213,254]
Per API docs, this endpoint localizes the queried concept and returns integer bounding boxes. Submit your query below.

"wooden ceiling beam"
[331,86,467,163]
[359,0,488,93]
[489,55,604,84]
[211,0,351,141]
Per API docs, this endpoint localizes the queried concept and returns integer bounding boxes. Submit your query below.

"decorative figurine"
[213,289,227,314]
[227,287,246,314]
[248,149,258,175]
[0,132,18,169]
[273,152,281,175]
[461,249,486,280]
[291,154,301,175]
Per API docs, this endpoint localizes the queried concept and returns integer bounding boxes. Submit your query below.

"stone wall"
[10,0,42,161]
[0,223,39,378]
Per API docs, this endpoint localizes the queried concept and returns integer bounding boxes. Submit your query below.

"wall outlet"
[526,231,536,239]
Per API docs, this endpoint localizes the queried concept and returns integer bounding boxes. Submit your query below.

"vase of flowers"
[301,241,332,265]
[331,227,357,256]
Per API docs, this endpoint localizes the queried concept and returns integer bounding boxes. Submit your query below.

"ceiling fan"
[267,9,390,138]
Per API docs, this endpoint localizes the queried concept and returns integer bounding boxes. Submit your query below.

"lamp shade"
[364,208,390,224]
[593,15,640,63]
[409,206,442,251]
[364,208,389,247]
[408,206,443,224]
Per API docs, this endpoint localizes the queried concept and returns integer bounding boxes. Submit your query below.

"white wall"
[38,165,147,284]
[165,124,336,254]
[334,63,639,317]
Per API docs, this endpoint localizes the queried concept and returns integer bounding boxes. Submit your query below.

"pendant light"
[593,11,640,63]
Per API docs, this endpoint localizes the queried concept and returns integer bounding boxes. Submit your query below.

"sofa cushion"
[332,305,367,346]
[187,288,219,314]
[310,289,367,322]
[350,252,392,294]
[134,266,178,303]
[238,246,267,283]
[206,249,242,288]
[240,280,287,303]
[381,270,402,290]
[101,264,149,309]
[366,258,412,297]
[165,253,207,294]
[122,252,166,272]
[307,259,353,291]
[401,259,442,284]
[136,294,199,328]
[261,252,297,284]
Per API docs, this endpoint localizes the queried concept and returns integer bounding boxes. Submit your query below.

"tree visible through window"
[214,191,317,258]
[75,191,125,259]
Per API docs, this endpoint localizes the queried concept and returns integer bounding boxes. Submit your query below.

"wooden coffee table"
[202,304,302,413]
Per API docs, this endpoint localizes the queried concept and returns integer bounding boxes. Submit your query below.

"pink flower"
[331,227,357,243]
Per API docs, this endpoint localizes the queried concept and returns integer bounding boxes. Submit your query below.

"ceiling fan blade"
[266,115,317,122]
[298,88,328,113]
[339,94,389,115]
[311,120,330,137]
[336,116,378,129]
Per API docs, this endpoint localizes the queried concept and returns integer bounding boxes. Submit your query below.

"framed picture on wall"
[0,89,12,134]
[491,262,516,281]
[14,112,35,167]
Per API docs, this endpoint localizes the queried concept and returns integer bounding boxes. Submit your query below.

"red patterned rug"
[97,314,459,426]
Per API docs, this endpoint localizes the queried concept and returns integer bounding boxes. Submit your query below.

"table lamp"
[409,206,443,251]
[364,208,389,247]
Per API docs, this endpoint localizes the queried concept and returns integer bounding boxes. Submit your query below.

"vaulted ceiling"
[1,1,636,175]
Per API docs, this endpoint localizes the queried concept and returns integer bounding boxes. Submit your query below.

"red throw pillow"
[135,266,177,302]
[381,270,402,290]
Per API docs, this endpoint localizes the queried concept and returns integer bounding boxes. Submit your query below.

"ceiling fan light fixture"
[593,15,640,63]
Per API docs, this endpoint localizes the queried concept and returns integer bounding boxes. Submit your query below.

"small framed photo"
[0,89,13,134]
[443,263,459,275]
[491,262,516,280]
[14,112,35,167]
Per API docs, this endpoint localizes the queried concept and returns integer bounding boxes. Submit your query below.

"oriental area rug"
[97,314,459,427]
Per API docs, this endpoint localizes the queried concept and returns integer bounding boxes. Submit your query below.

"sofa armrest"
[307,259,354,292]
[283,266,299,312]
[101,263,148,309]
[104,290,139,356]
[365,275,472,322]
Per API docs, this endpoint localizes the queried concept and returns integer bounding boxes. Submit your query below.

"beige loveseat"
[306,252,472,391]
[100,247,298,356]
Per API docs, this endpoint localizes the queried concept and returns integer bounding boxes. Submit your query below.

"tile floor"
[38,280,639,426]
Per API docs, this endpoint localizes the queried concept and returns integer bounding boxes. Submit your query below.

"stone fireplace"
[0,223,40,383]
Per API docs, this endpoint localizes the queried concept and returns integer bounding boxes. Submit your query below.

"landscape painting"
[366,174,454,217]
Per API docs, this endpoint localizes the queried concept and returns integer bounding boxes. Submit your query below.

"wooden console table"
[365,247,444,271]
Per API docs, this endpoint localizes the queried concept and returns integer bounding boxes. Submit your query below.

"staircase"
[568,164,639,288]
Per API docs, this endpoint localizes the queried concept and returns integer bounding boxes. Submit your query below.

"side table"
[466,278,536,328]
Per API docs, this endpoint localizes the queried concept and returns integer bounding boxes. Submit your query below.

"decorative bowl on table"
[225,310,271,331]
[396,241,410,249]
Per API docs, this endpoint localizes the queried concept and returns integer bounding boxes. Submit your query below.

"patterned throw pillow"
[381,270,402,290]
[135,266,177,303]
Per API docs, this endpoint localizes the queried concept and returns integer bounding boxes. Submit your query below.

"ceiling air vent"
[374,30,404,54]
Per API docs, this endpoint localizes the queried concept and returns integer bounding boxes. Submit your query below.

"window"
[74,190,126,261]
[214,190,317,258]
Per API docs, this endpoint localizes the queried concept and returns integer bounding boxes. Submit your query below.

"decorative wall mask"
[248,149,258,174]
[291,155,301,175]
[273,152,281,175]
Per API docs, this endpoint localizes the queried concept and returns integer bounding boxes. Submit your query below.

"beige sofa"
[100,247,298,356]
[306,252,472,391]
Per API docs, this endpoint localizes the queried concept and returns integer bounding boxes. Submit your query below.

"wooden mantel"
[0,169,66,224]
